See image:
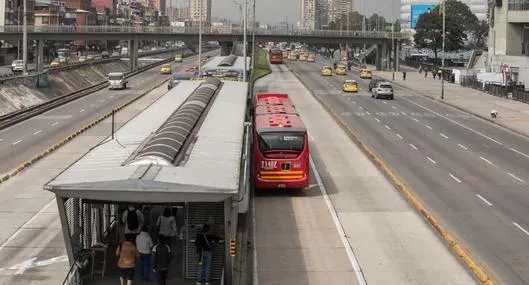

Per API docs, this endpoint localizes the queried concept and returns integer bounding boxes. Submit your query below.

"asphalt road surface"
[0,49,218,176]
[285,58,529,285]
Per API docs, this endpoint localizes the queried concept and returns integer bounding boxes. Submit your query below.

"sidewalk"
[372,65,529,137]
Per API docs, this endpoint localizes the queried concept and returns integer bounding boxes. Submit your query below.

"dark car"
[101,51,110,59]
[368,78,384,91]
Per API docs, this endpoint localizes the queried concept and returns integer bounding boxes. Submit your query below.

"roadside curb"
[0,75,171,186]
[376,73,529,141]
[288,66,495,285]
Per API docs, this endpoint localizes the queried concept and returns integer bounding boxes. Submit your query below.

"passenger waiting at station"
[195,224,220,285]
[135,225,153,281]
[152,236,172,285]
[156,207,178,250]
[116,234,139,285]
[122,205,144,241]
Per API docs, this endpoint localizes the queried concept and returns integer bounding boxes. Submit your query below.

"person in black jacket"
[195,224,220,285]
[152,237,171,285]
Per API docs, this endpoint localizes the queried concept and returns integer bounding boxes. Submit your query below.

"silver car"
[372,82,394,100]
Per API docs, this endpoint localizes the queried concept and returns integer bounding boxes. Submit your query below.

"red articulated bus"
[268,48,283,64]
[252,93,310,190]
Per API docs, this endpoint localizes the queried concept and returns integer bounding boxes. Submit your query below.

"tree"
[470,20,489,49]
[393,20,401,32]
[368,13,386,31]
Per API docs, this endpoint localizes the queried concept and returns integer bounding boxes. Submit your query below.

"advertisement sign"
[410,4,436,29]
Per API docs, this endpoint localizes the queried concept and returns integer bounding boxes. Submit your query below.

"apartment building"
[327,0,352,22]
[301,0,331,30]
[189,0,210,24]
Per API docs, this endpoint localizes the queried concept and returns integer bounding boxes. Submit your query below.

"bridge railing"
[0,25,410,39]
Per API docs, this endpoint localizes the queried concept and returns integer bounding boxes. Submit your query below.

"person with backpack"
[156,207,178,251]
[116,234,139,285]
[152,236,172,285]
[122,205,144,241]
[195,224,220,285]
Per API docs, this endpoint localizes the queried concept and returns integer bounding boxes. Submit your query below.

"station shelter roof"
[44,80,249,203]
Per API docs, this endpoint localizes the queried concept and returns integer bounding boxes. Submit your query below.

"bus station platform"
[44,77,251,285]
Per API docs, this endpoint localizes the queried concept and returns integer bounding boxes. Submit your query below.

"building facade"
[189,0,210,24]
[300,0,333,30]
[327,0,352,22]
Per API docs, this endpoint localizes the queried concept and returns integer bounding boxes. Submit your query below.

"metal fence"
[459,75,529,103]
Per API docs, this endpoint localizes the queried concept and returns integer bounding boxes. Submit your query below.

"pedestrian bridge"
[0,25,410,45]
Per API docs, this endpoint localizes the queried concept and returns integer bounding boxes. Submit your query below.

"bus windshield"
[270,49,282,55]
[258,131,305,153]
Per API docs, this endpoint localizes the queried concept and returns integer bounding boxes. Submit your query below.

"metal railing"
[0,25,410,39]
[62,250,91,285]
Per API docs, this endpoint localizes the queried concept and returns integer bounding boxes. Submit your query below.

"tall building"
[400,0,487,33]
[301,0,330,30]
[327,0,352,23]
[153,0,165,14]
[177,5,187,19]
[189,0,210,24]
[1,0,35,26]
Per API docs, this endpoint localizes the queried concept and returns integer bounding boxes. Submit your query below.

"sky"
[170,0,401,26]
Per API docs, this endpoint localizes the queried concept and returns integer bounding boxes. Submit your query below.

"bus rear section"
[253,113,310,190]
[254,93,294,107]
[269,49,283,64]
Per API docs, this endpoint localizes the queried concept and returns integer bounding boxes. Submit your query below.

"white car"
[11,59,23,73]
[372,82,394,100]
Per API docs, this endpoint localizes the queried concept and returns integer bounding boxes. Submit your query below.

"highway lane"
[285,60,529,285]
[0,49,218,176]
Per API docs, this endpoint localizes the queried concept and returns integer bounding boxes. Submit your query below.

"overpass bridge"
[1,26,410,70]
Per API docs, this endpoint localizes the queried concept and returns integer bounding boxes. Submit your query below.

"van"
[108,72,128,90]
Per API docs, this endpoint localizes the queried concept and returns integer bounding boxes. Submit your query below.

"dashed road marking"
[409,143,418,150]
[476,194,493,206]
[391,106,397,110]
[449,173,462,183]
[427,157,437,164]
[458,144,468,150]
[0,139,3,142]
[480,156,493,164]
[33,130,42,135]
[365,111,371,115]
[382,101,388,104]
[375,118,380,123]
[513,222,529,237]
[12,139,22,145]
[90,104,96,107]
[401,111,407,115]
[396,133,403,139]
[440,133,449,139]
[80,109,85,113]
[51,122,59,127]
[509,147,529,159]
[384,125,391,130]
[425,125,433,130]
[351,101,357,104]
[359,106,364,110]
[412,118,419,122]
[507,172,524,183]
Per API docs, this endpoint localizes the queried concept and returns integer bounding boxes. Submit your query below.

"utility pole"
[243,0,247,82]
[392,0,395,76]
[362,0,366,63]
[441,0,445,99]
[22,0,28,75]
[198,0,202,76]
[251,0,256,70]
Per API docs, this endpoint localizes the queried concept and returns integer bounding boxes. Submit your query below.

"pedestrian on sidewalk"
[424,68,428,78]
[402,71,407,81]
[136,226,153,281]
[152,236,172,285]
[156,207,178,251]
[123,205,144,242]
[432,70,437,79]
[116,234,139,285]
[195,224,220,285]
[438,69,442,80]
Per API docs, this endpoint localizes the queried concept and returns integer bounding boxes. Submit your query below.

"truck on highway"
[108,72,127,90]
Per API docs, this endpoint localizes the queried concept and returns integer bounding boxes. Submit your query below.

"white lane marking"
[403,98,504,145]
[0,138,3,142]
[383,101,388,104]
[396,133,403,139]
[409,143,418,150]
[507,172,524,183]
[33,130,42,135]
[99,99,105,103]
[359,106,364,110]
[384,125,391,130]
[440,133,449,139]
[458,144,468,150]
[480,156,493,164]
[412,118,419,122]
[109,95,114,98]
[351,101,357,104]
[449,173,462,183]
[476,194,493,206]
[391,106,397,110]
[0,198,56,252]
[509,147,529,159]
[374,118,380,123]
[366,111,371,115]
[427,157,437,164]
[12,139,22,145]
[513,222,529,237]
[401,111,407,115]
[310,157,368,285]
[425,125,433,130]
[90,104,96,107]
[80,109,85,113]
[51,122,58,127]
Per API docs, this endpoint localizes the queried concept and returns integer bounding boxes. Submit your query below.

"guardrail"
[0,25,411,39]
[0,47,210,130]
[0,47,184,81]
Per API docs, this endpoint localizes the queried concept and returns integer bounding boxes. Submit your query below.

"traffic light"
[229,239,236,256]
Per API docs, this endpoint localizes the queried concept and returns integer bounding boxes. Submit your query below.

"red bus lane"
[252,93,310,189]
[268,48,283,64]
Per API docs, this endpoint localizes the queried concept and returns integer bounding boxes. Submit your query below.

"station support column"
[129,38,138,71]
[375,44,383,71]
[220,42,231,56]
[224,197,238,284]
[395,41,400,72]
[36,36,44,73]
[56,196,75,265]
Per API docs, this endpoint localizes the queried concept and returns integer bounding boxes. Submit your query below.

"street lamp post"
[242,0,247,82]
[198,0,202,76]
[22,0,28,75]
[441,0,445,99]
[251,0,256,70]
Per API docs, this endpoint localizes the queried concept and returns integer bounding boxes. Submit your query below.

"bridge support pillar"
[220,41,231,56]
[375,45,382,71]
[129,38,139,71]
[36,37,44,73]
[395,41,400,72]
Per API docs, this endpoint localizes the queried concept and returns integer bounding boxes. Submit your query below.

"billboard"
[410,4,436,29]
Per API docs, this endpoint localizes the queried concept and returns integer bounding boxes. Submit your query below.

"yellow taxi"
[299,54,307,61]
[174,55,183,63]
[335,65,347,75]
[360,69,372,79]
[283,52,289,59]
[307,55,316,62]
[160,64,172,74]
[342,80,359,92]
[49,60,60,68]
[288,54,297,61]
[321,66,333,76]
